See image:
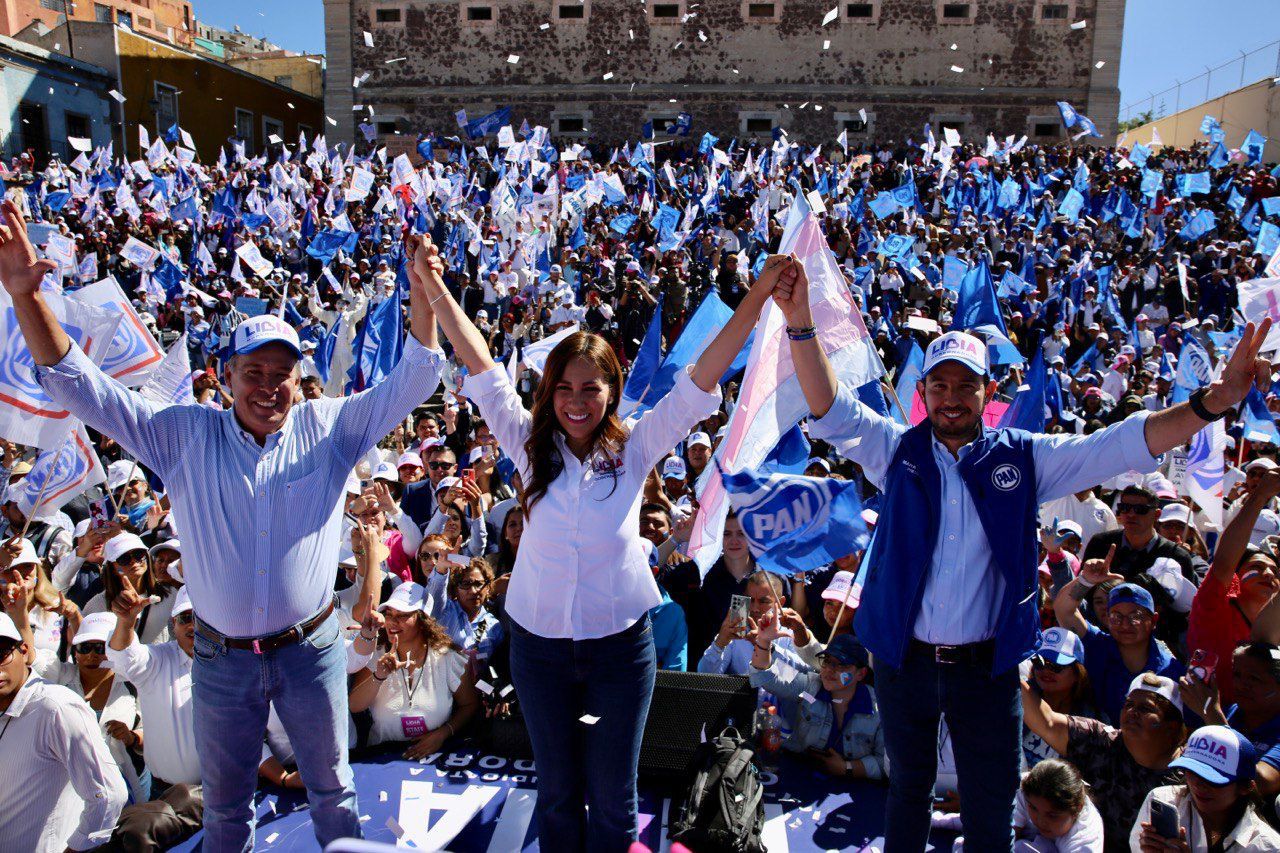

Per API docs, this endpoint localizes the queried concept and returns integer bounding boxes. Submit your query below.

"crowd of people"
[0,115,1278,853]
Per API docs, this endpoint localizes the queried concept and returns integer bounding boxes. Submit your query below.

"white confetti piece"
[379,790,388,802]
[629,29,634,38]
[327,116,337,126]
[822,39,830,49]
[799,691,817,703]
[507,54,520,64]
[409,767,424,775]
[602,72,614,80]
[950,65,964,73]
[363,31,374,47]
[540,22,550,29]
[286,102,295,109]
[732,68,740,74]
[108,89,125,103]
[799,101,809,109]
[580,714,601,725]
[814,105,823,111]
[265,832,279,844]
[359,815,371,822]
[698,30,707,41]
[476,679,494,694]
[950,43,957,50]
[821,7,838,25]
[499,684,515,697]
[385,57,406,64]
[1070,19,1087,29]
[859,108,867,122]
[813,810,823,821]
[1095,60,1105,69]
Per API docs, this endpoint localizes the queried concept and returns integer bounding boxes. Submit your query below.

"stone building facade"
[325,0,1124,151]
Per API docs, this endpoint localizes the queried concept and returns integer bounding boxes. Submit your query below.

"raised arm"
[687,255,781,392]
[1020,677,1071,755]
[0,198,69,365]
[1212,470,1280,588]
[771,256,839,418]
[1054,545,1121,637]
[1143,319,1272,457]
[407,234,496,376]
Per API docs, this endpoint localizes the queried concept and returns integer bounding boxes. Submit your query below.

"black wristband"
[1189,387,1227,422]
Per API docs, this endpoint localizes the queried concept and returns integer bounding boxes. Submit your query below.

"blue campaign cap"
[230,315,302,359]
[1109,583,1155,613]
[1035,627,1085,666]
[818,634,870,667]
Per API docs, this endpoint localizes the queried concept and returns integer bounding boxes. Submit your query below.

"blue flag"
[465,106,512,140]
[314,316,343,386]
[759,424,811,476]
[997,349,1047,433]
[1243,386,1279,445]
[1178,209,1217,242]
[892,341,925,426]
[950,257,1022,364]
[1172,337,1213,404]
[640,291,749,407]
[720,467,869,576]
[619,296,663,413]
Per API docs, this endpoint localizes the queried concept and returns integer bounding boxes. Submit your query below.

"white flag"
[520,324,580,377]
[18,422,105,515]
[1236,276,1280,353]
[140,334,196,408]
[69,276,164,386]
[1184,420,1225,528]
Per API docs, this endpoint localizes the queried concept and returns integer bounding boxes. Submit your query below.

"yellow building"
[1118,78,1280,163]
[225,51,324,99]
[18,20,323,161]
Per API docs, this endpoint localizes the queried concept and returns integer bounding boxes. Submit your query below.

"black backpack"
[669,726,765,853]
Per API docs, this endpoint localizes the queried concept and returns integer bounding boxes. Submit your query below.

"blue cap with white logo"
[1035,627,1085,666]
[922,331,988,377]
[231,315,302,359]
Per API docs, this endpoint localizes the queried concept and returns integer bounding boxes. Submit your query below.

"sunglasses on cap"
[1116,503,1153,516]
[74,641,106,656]
[428,461,455,471]
[1031,655,1069,673]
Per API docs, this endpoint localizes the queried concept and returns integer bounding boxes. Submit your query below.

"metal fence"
[1119,38,1280,125]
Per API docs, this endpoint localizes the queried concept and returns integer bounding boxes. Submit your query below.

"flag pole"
[826,576,856,646]
[16,443,67,541]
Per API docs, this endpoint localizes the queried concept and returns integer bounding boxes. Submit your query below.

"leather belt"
[194,601,335,655]
[908,638,996,667]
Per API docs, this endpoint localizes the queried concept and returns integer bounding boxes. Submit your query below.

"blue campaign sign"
[173,747,913,851]
[235,297,270,317]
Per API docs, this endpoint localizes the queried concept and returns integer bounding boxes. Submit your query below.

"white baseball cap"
[1251,509,1280,547]
[0,612,21,643]
[149,539,181,557]
[1054,519,1083,540]
[662,457,687,480]
[7,538,38,568]
[379,582,428,614]
[1170,725,1258,784]
[106,460,146,491]
[396,452,424,470]
[231,315,302,359]
[922,331,988,377]
[821,570,861,605]
[104,532,148,564]
[687,432,712,449]
[171,585,193,618]
[1034,627,1084,666]
[1247,458,1278,473]
[373,461,399,482]
[1159,503,1192,525]
[72,611,117,645]
[436,476,460,492]
[806,457,832,473]
[1127,673,1184,713]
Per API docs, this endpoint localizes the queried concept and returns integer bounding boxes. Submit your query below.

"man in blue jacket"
[770,258,1272,852]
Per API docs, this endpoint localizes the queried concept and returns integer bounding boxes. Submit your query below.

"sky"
[191,0,1280,123]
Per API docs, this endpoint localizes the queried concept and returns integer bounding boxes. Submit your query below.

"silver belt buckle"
[934,644,958,664]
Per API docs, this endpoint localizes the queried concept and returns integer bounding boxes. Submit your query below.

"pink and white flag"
[688,194,883,574]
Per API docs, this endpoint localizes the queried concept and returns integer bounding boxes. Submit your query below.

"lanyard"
[399,650,426,701]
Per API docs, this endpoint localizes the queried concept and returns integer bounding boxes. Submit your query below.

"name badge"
[401,715,428,739]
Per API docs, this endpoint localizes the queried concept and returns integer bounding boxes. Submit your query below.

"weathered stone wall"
[325,0,1123,148]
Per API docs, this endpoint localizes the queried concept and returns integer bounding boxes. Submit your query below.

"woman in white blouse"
[348,582,480,759]
[408,235,788,851]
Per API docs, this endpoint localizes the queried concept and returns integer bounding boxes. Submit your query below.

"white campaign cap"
[106,460,146,491]
[104,532,148,564]
[8,538,38,568]
[922,331,988,377]
[687,432,712,449]
[1159,503,1192,525]
[821,570,860,605]
[379,582,427,613]
[1054,519,1083,539]
[1170,725,1258,784]
[373,461,399,482]
[662,457,687,480]
[73,611,117,645]
[230,315,302,359]
[149,538,181,556]
[0,612,22,643]
[397,452,424,470]
[1252,509,1280,547]
[171,586,193,617]
[1127,673,1183,713]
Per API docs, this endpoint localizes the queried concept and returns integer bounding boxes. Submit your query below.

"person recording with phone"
[1131,724,1280,852]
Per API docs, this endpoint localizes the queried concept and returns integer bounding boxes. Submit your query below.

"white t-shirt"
[366,646,467,746]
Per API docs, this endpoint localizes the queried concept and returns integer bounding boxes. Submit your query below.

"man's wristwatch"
[1189,387,1229,423]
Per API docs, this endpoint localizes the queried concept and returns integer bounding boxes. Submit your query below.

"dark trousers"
[102,783,203,853]
[509,613,657,853]
[873,645,1022,853]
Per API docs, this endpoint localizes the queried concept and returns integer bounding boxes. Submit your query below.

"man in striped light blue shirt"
[0,198,448,852]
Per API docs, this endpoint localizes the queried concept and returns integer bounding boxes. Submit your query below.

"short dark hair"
[427,445,456,462]
[1020,759,1087,815]
[1120,485,1156,505]
[300,375,321,386]
[639,503,671,523]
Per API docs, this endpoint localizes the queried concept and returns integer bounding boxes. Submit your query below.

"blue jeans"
[873,646,1021,853]
[191,611,360,852]
[509,614,657,853]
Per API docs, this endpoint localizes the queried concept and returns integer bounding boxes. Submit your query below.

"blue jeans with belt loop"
[873,645,1022,853]
[191,611,360,852]
[509,613,657,853]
